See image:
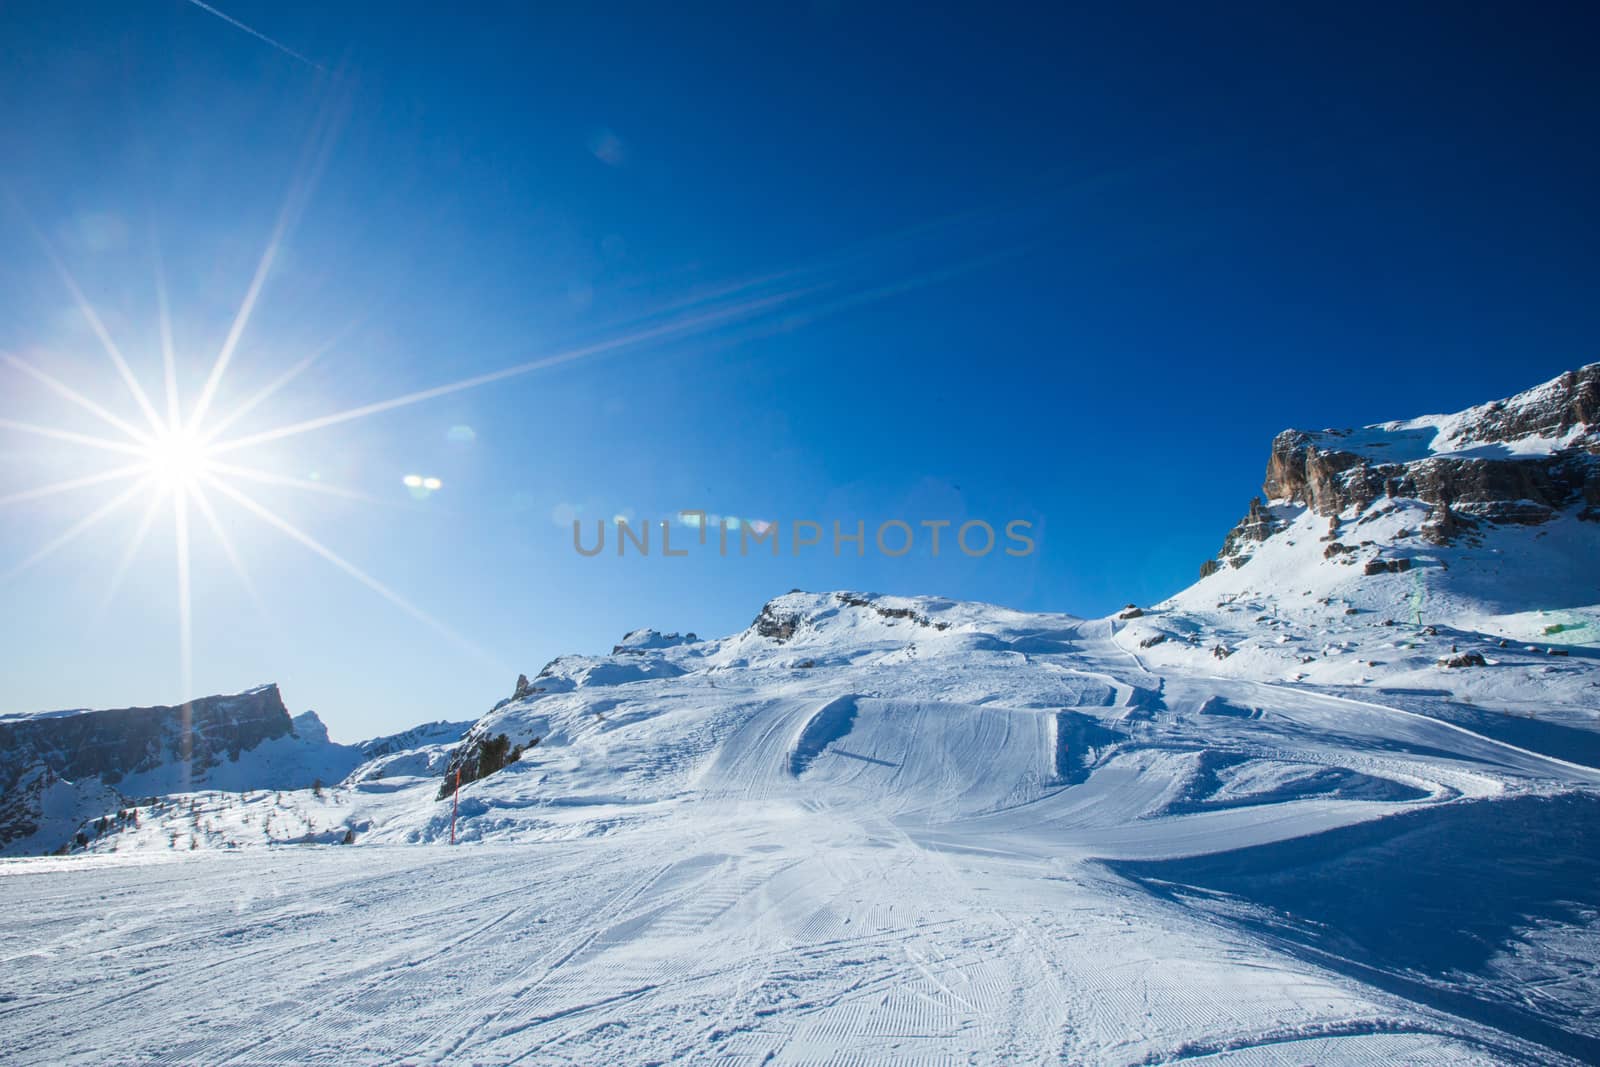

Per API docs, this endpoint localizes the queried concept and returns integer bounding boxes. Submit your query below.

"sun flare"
[1,155,837,706]
[143,426,211,491]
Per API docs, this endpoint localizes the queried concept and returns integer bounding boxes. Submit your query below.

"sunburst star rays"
[3,163,1069,706]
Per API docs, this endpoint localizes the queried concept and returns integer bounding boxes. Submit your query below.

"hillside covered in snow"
[0,685,379,857]
[2,366,1599,1065]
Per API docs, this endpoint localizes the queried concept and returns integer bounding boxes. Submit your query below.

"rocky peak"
[1203,364,1600,574]
[0,684,322,854]
[292,710,331,744]
[0,685,296,788]
[1437,362,1600,452]
[1262,431,1380,515]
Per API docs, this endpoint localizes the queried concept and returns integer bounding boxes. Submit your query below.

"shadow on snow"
[1108,793,1600,1064]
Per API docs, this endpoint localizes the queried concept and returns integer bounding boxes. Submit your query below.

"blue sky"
[1,2,1596,737]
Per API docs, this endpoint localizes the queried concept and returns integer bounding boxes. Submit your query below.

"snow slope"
[4,367,1599,1064]
[3,589,1597,1064]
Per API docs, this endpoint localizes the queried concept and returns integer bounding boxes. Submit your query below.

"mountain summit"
[0,685,360,855]
[1209,363,1600,578]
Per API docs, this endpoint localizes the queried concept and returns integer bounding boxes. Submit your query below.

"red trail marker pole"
[450,767,460,845]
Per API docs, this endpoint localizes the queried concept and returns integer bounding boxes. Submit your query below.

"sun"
[143,425,211,492]
[1,162,835,707]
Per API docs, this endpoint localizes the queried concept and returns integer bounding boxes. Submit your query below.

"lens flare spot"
[403,473,443,498]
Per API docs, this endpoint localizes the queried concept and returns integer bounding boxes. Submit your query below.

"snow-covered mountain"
[1141,363,1600,697]
[2,365,1598,1064]
[0,684,366,856]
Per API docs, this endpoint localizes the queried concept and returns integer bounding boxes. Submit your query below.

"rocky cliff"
[1207,363,1600,572]
[0,684,360,855]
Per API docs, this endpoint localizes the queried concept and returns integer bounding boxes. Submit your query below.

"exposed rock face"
[1446,364,1600,449]
[1267,439,1597,525]
[436,729,535,799]
[753,602,801,642]
[1264,363,1600,524]
[0,686,294,791]
[1202,364,1600,572]
[748,591,958,644]
[0,685,312,853]
[1421,501,1473,546]
[1210,497,1285,572]
[834,592,951,631]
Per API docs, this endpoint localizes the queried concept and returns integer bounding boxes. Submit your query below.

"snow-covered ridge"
[1176,365,1600,703]
[0,680,282,724]
[0,684,365,855]
[1206,364,1600,580]
[1281,361,1599,464]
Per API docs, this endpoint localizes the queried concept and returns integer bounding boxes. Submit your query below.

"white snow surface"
[4,580,1599,1064]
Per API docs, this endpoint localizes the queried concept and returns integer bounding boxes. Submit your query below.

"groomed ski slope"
[3,593,1598,1064]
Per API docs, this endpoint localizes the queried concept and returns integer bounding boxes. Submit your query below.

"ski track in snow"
[2,596,1597,1065]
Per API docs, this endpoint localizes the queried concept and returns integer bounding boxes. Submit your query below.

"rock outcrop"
[436,729,536,799]
[753,601,802,642]
[1265,437,1597,525]
[1445,364,1600,449]
[1211,497,1285,571]
[0,684,352,854]
[1202,364,1600,572]
[0,685,293,795]
[834,592,951,631]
